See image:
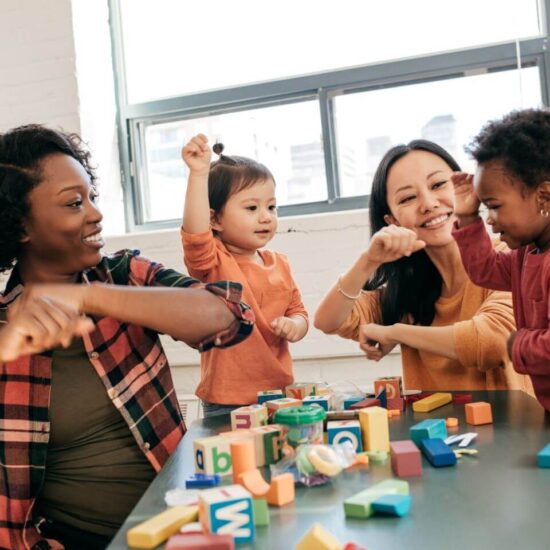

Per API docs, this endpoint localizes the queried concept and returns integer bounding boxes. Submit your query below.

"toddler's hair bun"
[213,142,224,156]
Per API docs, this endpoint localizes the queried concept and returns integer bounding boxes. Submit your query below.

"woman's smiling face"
[385,149,456,248]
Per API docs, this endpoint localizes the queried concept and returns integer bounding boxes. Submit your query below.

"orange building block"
[237,469,270,498]
[465,402,493,425]
[265,473,295,506]
[229,440,256,483]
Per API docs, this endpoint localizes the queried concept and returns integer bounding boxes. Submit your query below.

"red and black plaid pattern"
[0,249,253,549]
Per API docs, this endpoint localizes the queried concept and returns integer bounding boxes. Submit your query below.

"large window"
[111,0,549,230]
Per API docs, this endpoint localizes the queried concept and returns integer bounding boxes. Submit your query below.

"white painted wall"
[0,0,402,402]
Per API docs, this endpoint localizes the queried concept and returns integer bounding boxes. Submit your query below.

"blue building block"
[343,396,365,410]
[372,494,412,517]
[375,388,387,408]
[186,473,221,488]
[537,442,550,468]
[419,438,457,467]
[409,419,447,445]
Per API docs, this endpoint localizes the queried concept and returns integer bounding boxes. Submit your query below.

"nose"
[86,196,103,223]
[259,207,272,222]
[418,190,439,213]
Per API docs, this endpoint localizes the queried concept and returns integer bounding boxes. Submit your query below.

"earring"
[541,209,549,218]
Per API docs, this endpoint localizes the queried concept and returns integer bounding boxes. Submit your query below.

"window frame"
[109,0,550,232]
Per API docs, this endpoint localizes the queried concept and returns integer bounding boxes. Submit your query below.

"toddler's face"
[474,160,544,249]
[213,178,278,255]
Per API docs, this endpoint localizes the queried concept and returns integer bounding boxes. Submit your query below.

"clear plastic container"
[273,405,326,448]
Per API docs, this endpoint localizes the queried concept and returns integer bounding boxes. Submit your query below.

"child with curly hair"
[453,108,550,410]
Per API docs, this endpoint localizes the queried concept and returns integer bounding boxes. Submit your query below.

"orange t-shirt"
[181,229,308,404]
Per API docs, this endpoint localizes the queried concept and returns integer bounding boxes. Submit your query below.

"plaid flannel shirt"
[0,249,253,550]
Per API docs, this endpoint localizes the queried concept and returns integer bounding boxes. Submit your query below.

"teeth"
[83,233,102,243]
[423,214,449,228]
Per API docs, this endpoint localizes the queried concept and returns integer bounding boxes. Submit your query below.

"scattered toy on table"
[386,396,406,412]
[166,533,235,549]
[295,523,342,550]
[412,392,452,413]
[165,488,200,507]
[465,402,493,425]
[362,450,388,464]
[388,409,401,418]
[275,405,326,449]
[445,433,478,447]
[343,396,367,410]
[179,521,203,534]
[302,395,330,411]
[252,498,270,526]
[453,448,479,459]
[409,419,447,445]
[344,479,410,519]
[452,393,473,404]
[390,440,422,478]
[537,442,550,468]
[349,398,381,410]
[230,404,267,430]
[127,505,198,549]
[371,494,412,517]
[359,406,390,452]
[419,438,457,467]
[266,397,303,419]
[374,376,403,400]
[199,484,255,544]
[185,473,221,489]
[327,420,363,452]
[257,390,284,404]
[375,388,387,408]
[446,417,459,429]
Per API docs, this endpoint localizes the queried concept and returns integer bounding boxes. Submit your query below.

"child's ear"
[537,181,550,206]
[209,209,223,232]
[383,213,399,226]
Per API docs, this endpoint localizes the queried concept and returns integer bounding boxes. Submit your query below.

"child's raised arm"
[182,134,212,234]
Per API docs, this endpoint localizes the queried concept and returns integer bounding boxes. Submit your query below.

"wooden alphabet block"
[193,436,233,476]
[230,405,267,430]
[257,390,283,404]
[199,485,255,544]
[302,395,330,411]
[374,376,403,399]
[327,420,363,452]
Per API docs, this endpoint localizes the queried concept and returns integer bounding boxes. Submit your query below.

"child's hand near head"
[271,315,308,343]
[451,172,481,226]
[182,134,211,176]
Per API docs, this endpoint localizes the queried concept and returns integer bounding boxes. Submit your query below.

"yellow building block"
[359,406,389,452]
[127,506,198,549]
[412,392,452,413]
[295,523,342,550]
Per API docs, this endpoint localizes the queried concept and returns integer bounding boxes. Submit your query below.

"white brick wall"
[0,0,403,397]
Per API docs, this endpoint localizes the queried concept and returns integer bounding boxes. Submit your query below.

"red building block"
[390,440,422,477]
[166,533,234,549]
[349,398,381,410]
[453,393,473,404]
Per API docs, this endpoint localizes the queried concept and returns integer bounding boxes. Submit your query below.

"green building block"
[253,498,270,526]
[344,479,409,519]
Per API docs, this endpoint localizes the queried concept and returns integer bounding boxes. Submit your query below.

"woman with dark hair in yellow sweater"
[315,140,531,393]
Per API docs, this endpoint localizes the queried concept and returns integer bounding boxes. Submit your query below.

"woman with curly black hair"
[453,108,550,412]
[0,124,253,549]
[315,139,531,395]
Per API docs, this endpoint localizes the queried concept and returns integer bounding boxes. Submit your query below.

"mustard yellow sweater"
[332,280,532,394]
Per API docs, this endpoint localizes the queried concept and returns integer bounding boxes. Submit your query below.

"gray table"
[109,391,550,550]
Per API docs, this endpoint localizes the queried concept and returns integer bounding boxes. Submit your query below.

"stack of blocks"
[266,397,302,418]
[257,390,283,404]
[344,479,411,519]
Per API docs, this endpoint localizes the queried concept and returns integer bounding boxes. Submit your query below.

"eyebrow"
[394,170,447,195]
[56,185,85,195]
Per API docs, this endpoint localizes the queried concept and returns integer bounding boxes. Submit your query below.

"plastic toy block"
[295,523,342,550]
[344,479,409,519]
[343,396,366,410]
[409,419,447,445]
[127,506,198,549]
[303,395,330,411]
[345,453,370,472]
[349,398,380,410]
[374,376,403,399]
[186,474,221,488]
[405,392,433,404]
[266,397,302,417]
[166,533,234,549]
[412,392,452,412]
[252,498,270,526]
[419,438,457,467]
[386,396,405,411]
[237,469,270,498]
[446,417,459,428]
[230,439,256,483]
[359,406,390,452]
[193,436,233,476]
[465,402,493,425]
[537,443,550,467]
[199,484,255,544]
[453,393,473,404]
[372,494,412,517]
[265,473,295,506]
[250,425,283,466]
[375,388,387,408]
[327,420,363,452]
[390,440,422,477]
[257,390,284,404]
[179,521,203,534]
[285,383,315,399]
[230,405,267,430]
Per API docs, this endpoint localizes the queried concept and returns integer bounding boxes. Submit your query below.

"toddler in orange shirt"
[181,134,308,417]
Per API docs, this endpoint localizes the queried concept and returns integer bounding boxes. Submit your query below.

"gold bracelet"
[337,275,362,300]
